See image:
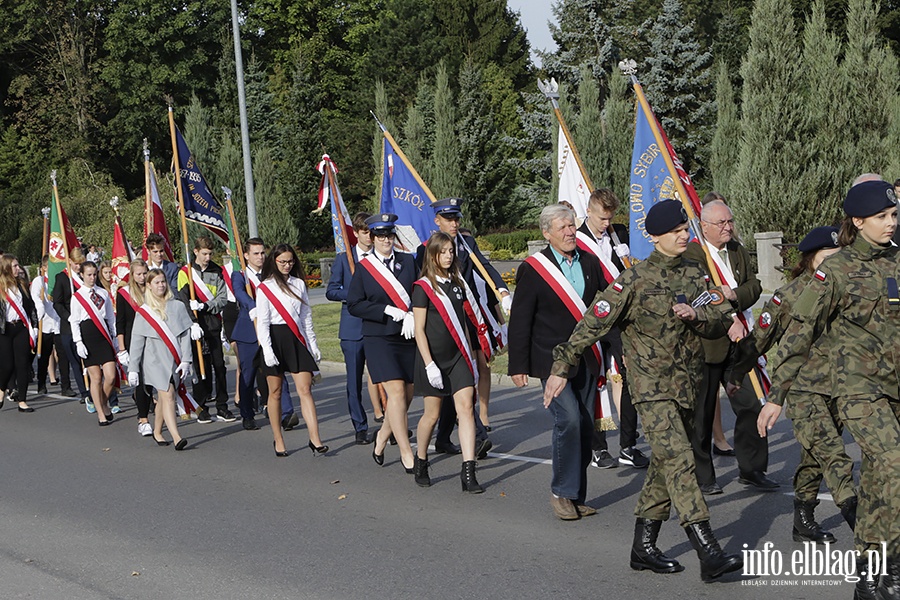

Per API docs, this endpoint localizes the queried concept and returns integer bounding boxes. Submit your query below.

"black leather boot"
[792,499,836,543]
[876,558,900,600]
[856,558,878,600]
[630,518,684,573]
[840,496,859,531]
[414,455,431,487]
[460,460,484,494]
[685,521,743,582]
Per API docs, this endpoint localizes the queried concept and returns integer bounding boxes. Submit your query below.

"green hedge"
[476,229,542,253]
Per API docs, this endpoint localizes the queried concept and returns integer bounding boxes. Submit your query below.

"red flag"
[313,155,357,253]
[112,215,134,285]
[656,124,703,218]
[142,163,175,261]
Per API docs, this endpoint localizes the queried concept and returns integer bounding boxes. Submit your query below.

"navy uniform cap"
[365,213,399,231]
[797,226,839,253]
[843,180,897,217]
[433,197,463,217]
[645,199,688,236]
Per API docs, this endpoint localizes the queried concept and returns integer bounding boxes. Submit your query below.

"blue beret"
[843,180,897,217]
[433,197,463,217]
[645,200,688,236]
[365,213,398,231]
[797,226,839,253]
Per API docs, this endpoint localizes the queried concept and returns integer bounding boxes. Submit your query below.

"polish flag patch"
[594,300,611,318]
[814,270,827,282]
[772,295,781,306]
[612,282,623,293]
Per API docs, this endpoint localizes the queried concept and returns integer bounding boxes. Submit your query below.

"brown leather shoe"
[550,495,580,520]
[575,504,597,517]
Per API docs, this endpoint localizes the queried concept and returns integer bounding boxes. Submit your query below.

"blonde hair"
[128,259,149,306]
[0,254,23,293]
[145,269,173,320]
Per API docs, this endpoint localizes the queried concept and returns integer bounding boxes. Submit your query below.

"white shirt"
[4,287,24,324]
[255,275,316,353]
[30,276,60,334]
[355,244,372,260]
[69,285,117,344]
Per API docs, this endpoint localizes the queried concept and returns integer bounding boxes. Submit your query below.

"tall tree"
[602,65,633,204]
[182,94,217,182]
[709,60,740,198]
[574,65,605,189]
[254,144,298,245]
[430,62,462,198]
[403,75,435,188]
[504,91,554,220]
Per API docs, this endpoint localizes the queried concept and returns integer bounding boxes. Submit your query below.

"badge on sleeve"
[772,294,781,306]
[612,282,623,293]
[758,312,772,329]
[814,270,827,282]
[594,300,611,318]
[708,289,724,305]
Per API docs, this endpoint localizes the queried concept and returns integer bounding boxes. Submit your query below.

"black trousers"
[191,328,228,412]
[592,346,639,453]
[692,360,768,485]
[0,322,32,401]
[59,332,88,396]
[36,331,64,388]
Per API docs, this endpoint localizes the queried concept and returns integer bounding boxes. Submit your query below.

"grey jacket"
[129,299,193,391]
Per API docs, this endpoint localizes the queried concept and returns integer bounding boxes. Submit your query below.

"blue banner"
[628,107,676,260]
[379,136,437,250]
[174,127,228,242]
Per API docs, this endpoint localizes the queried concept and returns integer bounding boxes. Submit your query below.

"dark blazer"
[116,288,137,349]
[0,282,37,334]
[576,221,630,277]
[52,271,75,335]
[326,247,364,341]
[230,269,258,344]
[507,246,604,379]
[347,252,417,337]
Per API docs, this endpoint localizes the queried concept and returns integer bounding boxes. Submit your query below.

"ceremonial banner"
[142,161,175,261]
[222,201,243,274]
[111,214,134,285]
[313,154,357,254]
[173,127,228,242]
[47,187,80,296]
[379,134,437,250]
[557,125,590,219]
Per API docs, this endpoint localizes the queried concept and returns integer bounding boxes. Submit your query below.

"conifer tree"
[182,93,217,183]
[575,65,605,189]
[403,75,435,188]
[254,144,299,245]
[371,79,398,208]
[504,91,553,220]
[602,66,633,205]
[709,61,740,199]
[431,62,462,198]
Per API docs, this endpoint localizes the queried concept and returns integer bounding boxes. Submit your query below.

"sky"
[506,0,558,66]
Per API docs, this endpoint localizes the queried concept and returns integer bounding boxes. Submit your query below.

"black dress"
[412,279,476,397]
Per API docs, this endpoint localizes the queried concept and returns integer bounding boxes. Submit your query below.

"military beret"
[843,180,897,217]
[797,226,839,253]
[433,197,463,217]
[645,199,688,236]
[365,213,399,232]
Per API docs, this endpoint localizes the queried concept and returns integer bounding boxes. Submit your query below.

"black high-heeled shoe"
[153,435,169,446]
[175,439,188,451]
[273,441,288,457]
[401,457,415,474]
[372,447,385,466]
[308,440,328,456]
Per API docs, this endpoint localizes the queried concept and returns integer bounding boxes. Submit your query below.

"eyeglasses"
[702,218,735,230]
[372,232,394,239]
[276,259,295,266]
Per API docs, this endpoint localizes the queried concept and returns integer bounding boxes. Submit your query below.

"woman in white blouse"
[256,243,325,457]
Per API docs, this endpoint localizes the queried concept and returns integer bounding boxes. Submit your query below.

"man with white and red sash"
[31,255,63,395]
[508,204,605,522]
[177,236,233,424]
[51,248,88,401]
[683,196,774,494]
[576,189,647,470]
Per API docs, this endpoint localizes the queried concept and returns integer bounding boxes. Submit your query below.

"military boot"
[840,496,858,531]
[792,499,836,543]
[630,518,684,573]
[855,558,878,600]
[875,558,900,600]
[685,521,743,582]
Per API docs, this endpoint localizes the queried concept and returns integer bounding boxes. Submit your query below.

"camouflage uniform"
[773,236,900,556]
[551,250,731,525]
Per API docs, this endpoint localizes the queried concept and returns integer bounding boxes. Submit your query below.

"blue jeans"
[542,362,596,503]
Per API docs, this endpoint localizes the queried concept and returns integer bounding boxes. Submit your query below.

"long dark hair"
[837,215,857,247]
[260,243,305,302]
[789,251,819,280]
[421,232,463,293]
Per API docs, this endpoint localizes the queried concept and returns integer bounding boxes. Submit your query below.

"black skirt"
[257,324,317,376]
[363,335,415,384]
[81,319,116,367]
[413,351,475,397]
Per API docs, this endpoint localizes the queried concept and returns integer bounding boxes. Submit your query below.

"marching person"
[348,214,417,473]
[70,261,120,425]
[98,259,121,413]
[545,200,742,581]
[52,247,90,402]
[117,259,154,437]
[256,243,326,457]
[144,233,180,291]
[411,231,485,492]
[128,268,192,450]
[766,180,900,600]
[508,204,605,521]
[0,254,37,412]
[31,256,63,396]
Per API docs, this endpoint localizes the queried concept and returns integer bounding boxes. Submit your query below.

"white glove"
[263,348,279,367]
[175,362,192,382]
[501,294,513,313]
[117,350,130,367]
[425,361,444,389]
[384,305,406,322]
[127,372,139,387]
[76,341,89,359]
[309,344,322,363]
[190,299,204,311]
[190,323,203,340]
[248,307,257,321]
[401,312,415,339]
[614,243,630,259]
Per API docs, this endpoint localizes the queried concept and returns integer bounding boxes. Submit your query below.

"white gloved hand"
[128,372,139,387]
[76,341,89,359]
[117,350,130,367]
[614,243,630,259]
[263,348,279,367]
[248,307,257,321]
[309,344,322,363]
[425,361,444,389]
[501,294,513,313]
[190,323,203,340]
[401,312,415,339]
[190,299,204,311]
[175,361,192,382]
[384,305,406,322]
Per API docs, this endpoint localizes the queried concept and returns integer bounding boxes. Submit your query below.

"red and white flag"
[111,215,134,285]
[142,163,174,262]
[313,154,357,254]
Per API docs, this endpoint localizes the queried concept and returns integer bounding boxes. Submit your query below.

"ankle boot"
[685,521,743,582]
[460,460,484,494]
[792,499,836,543]
[856,558,879,600]
[840,496,859,531]
[414,455,431,487]
[630,518,684,573]
[876,558,900,600]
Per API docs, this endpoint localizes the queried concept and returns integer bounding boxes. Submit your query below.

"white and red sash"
[5,289,36,350]
[575,230,620,285]
[243,268,260,300]
[222,263,236,302]
[118,286,137,311]
[64,269,84,290]
[74,287,127,381]
[415,278,479,385]
[180,266,213,303]
[134,304,199,415]
[257,281,307,347]
[469,267,507,352]
[360,254,411,311]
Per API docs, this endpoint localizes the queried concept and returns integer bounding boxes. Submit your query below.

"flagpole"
[37,206,50,358]
[324,161,355,276]
[222,187,252,297]
[167,103,207,379]
[371,112,438,205]
[143,139,152,244]
[537,78,632,269]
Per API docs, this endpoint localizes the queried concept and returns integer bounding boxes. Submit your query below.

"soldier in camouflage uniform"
[769,181,900,600]
[728,226,858,546]
[544,200,743,582]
